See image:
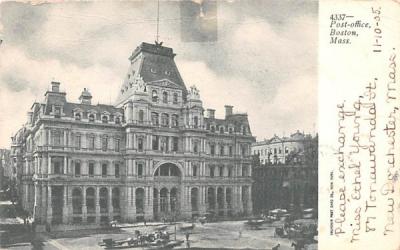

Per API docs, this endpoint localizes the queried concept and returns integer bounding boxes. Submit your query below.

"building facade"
[251,133,318,214]
[11,42,255,225]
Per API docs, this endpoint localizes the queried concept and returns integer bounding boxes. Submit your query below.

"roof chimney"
[79,88,93,105]
[207,109,215,119]
[51,81,60,92]
[225,105,233,118]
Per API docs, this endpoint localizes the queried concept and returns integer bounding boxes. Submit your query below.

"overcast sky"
[0,0,317,148]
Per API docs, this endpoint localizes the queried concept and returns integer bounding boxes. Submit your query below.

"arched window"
[172,114,179,127]
[75,113,81,121]
[99,187,108,213]
[102,115,108,124]
[138,110,144,123]
[151,112,159,126]
[220,127,224,134]
[86,188,95,213]
[161,113,169,127]
[194,116,199,128]
[135,188,145,213]
[173,93,178,104]
[88,114,95,122]
[162,91,168,103]
[72,188,83,214]
[112,188,120,210]
[115,116,121,124]
[211,126,215,132]
[152,90,158,102]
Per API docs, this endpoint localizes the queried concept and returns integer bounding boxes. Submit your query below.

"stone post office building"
[10,42,255,225]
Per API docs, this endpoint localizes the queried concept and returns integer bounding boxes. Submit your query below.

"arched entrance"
[191,187,199,216]
[152,162,183,221]
[207,187,216,213]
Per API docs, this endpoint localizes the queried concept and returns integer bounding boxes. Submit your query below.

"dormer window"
[219,127,224,134]
[54,106,61,118]
[75,113,81,121]
[115,116,121,124]
[88,114,95,122]
[152,90,158,102]
[150,68,157,73]
[173,93,178,104]
[165,70,171,75]
[102,116,108,124]
[229,127,233,134]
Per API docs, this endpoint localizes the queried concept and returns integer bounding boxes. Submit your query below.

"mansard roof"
[116,42,187,105]
[63,102,122,118]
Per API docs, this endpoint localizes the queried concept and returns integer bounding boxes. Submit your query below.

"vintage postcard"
[0,0,398,250]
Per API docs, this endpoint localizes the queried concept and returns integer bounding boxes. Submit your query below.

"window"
[152,135,159,150]
[211,126,215,132]
[194,116,199,128]
[102,116,108,123]
[75,113,81,121]
[160,136,168,152]
[54,161,62,174]
[115,116,121,124]
[285,147,289,154]
[172,114,179,127]
[241,145,246,156]
[220,127,224,134]
[54,106,61,118]
[161,113,169,127]
[242,165,248,177]
[138,110,144,123]
[274,148,277,154]
[162,91,168,103]
[89,162,94,177]
[229,127,233,134]
[115,164,120,177]
[88,114,95,122]
[193,141,199,153]
[75,162,81,177]
[228,167,232,177]
[151,112,159,126]
[152,90,158,102]
[52,131,61,146]
[192,165,198,176]
[173,93,178,104]
[115,138,120,152]
[219,166,223,177]
[75,135,81,149]
[138,137,144,151]
[172,137,179,152]
[102,163,107,177]
[88,136,95,150]
[102,137,108,151]
[279,148,282,154]
[229,146,233,157]
[137,163,143,177]
[210,145,215,156]
[219,145,224,156]
[210,166,214,177]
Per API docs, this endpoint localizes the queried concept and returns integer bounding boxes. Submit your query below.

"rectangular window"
[75,135,81,149]
[102,137,108,151]
[193,141,199,153]
[137,163,143,177]
[89,162,94,177]
[115,138,120,152]
[115,164,120,177]
[193,165,197,177]
[229,146,233,157]
[220,145,224,156]
[210,145,215,156]
[54,106,61,118]
[54,162,61,174]
[152,135,159,150]
[88,136,95,150]
[75,162,81,177]
[210,167,214,177]
[172,137,179,152]
[138,138,144,152]
[102,164,107,177]
[52,131,61,146]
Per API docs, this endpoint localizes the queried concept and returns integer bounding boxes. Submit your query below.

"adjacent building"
[251,132,318,214]
[11,42,255,225]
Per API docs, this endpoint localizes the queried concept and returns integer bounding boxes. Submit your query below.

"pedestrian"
[238,228,242,239]
[272,243,280,250]
[144,218,147,226]
[185,232,190,241]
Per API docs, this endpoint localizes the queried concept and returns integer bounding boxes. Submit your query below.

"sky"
[0,0,318,148]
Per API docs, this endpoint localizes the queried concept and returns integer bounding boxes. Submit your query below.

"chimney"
[51,81,60,92]
[79,88,93,105]
[225,105,233,118]
[207,109,215,119]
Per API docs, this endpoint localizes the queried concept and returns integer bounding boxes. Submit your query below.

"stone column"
[64,156,68,175]
[82,186,87,223]
[47,185,52,224]
[95,187,100,224]
[223,186,227,216]
[62,186,69,224]
[166,189,170,213]
[41,184,46,223]
[214,187,218,213]
[108,186,113,221]
[33,183,41,222]
[247,186,253,215]
[145,186,153,220]
[48,156,52,175]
